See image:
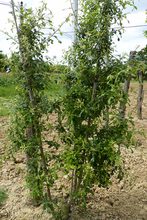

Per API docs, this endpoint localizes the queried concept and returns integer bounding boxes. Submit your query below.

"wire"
[0,2,10,6]
[62,7,72,11]
[115,24,147,29]
[64,33,73,39]
[44,32,73,39]
[52,24,147,34]
[0,1,16,7]
[43,24,147,34]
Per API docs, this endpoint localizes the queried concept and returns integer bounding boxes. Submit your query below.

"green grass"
[0,188,8,206]
[0,97,13,116]
[46,81,65,100]
[0,73,16,116]
[0,72,16,86]
[0,85,16,98]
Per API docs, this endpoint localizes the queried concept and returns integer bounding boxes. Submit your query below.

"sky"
[0,0,146,61]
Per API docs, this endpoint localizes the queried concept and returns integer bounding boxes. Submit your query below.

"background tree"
[0,51,9,72]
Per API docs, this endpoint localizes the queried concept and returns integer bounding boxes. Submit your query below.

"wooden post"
[119,77,131,119]
[137,70,144,120]
[119,51,136,119]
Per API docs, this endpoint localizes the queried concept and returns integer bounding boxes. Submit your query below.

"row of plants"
[7,0,147,219]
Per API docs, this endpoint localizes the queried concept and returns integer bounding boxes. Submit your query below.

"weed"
[0,188,8,206]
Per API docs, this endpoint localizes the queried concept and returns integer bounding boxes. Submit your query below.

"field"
[0,80,147,220]
[0,73,16,116]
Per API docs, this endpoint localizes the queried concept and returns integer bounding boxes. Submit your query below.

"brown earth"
[0,82,147,220]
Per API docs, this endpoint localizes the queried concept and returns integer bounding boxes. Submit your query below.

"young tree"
[9,1,57,204]
[55,0,135,218]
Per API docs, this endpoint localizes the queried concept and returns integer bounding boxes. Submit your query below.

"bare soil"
[0,82,147,220]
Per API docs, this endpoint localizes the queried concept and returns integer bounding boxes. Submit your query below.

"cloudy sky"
[0,0,146,61]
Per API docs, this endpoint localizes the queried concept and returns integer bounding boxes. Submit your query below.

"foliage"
[54,0,135,216]
[0,51,9,72]
[8,52,20,74]
[136,46,147,79]
[45,64,68,100]
[48,64,69,74]
[128,46,147,80]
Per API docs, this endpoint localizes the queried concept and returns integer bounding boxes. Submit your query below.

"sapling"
[55,0,135,218]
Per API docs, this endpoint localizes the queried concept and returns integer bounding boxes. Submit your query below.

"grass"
[0,97,13,116]
[0,85,16,98]
[0,73,16,116]
[46,80,65,100]
[0,188,8,206]
[0,85,16,116]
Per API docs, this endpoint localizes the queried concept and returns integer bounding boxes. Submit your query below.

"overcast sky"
[0,0,146,61]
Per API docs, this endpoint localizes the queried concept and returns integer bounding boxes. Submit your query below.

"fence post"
[119,51,136,119]
[137,70,144,120]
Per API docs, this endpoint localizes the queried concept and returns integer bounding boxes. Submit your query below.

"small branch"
[11,0,20,40]
[38,132,52,200]
[47,14,72,41]
[0,30,18,43]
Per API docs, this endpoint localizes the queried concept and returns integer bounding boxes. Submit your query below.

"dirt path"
[0,83,147,220]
